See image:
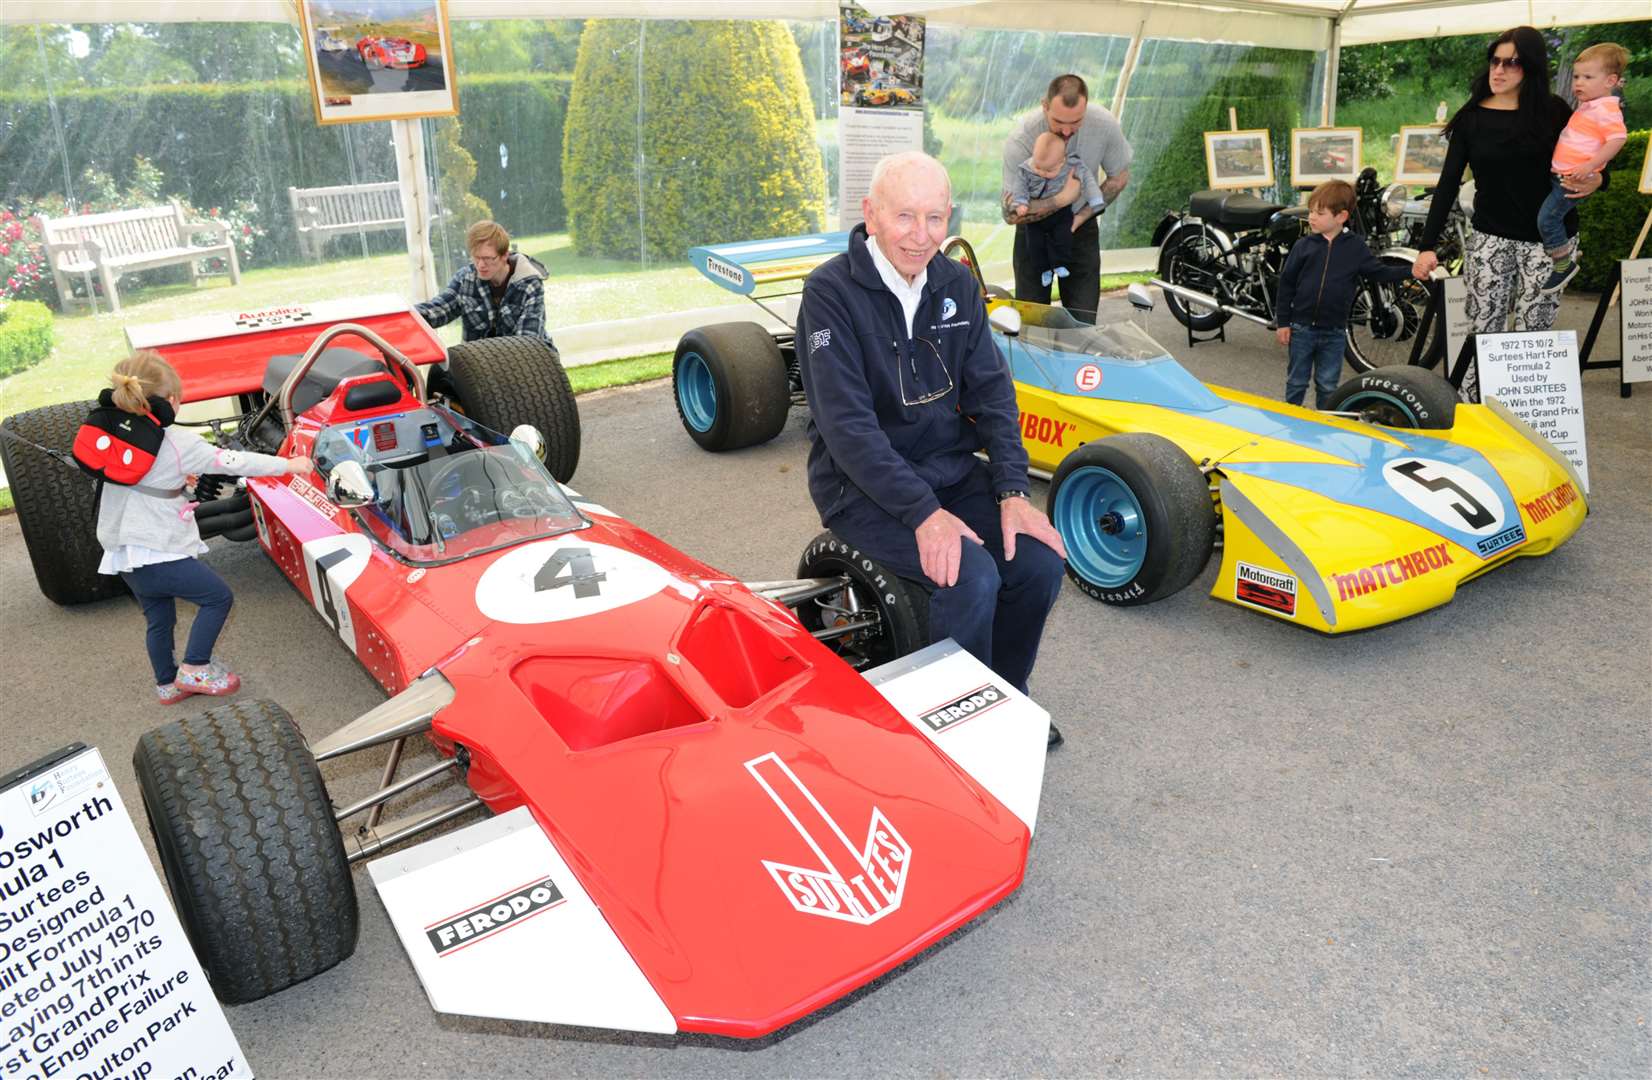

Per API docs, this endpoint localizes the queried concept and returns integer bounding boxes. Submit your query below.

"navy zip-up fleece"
[1274,228,1414,330]
[797,224,1030,531]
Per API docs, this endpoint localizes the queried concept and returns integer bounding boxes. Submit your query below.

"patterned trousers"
[1461,231,1561,401]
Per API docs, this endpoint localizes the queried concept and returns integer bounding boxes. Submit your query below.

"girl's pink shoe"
[174,662,241,697]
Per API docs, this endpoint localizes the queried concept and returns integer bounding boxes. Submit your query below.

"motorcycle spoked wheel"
[1157,228,1232,332]
[1344,261,1441,374]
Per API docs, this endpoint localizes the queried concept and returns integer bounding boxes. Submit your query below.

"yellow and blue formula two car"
[673,233,1587,632]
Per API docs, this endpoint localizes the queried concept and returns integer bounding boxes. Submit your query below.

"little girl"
[96,350,312,703]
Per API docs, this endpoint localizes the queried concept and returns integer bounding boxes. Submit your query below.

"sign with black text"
[1442,275,1470,369]
[837,2,925,229]
[0,747,247,1080]
[1474,330,1589,492]
[1619,258,1652,384]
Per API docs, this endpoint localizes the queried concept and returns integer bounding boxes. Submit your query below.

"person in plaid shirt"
[417,221,552,345]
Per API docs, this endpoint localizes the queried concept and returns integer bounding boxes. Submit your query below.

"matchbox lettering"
[1234,561,1297,616]
[1522,480,1580,524]
[1018,411,1073,447]
[918,683,1008,733]
[1329,542,1452,601]
[426,877,565,956]
[704,255,744,288]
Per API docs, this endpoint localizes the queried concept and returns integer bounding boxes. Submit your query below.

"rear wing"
[124,294,446,404]
[687,232,852,297]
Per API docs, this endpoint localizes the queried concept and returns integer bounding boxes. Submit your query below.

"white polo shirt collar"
[866,231,928,339]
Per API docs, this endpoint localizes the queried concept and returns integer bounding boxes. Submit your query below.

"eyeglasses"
[897,336,953,407]
[1488,56,1523,71]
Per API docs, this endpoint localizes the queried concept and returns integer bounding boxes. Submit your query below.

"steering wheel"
[422,449,549,531]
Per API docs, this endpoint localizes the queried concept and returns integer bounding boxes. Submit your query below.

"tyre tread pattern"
[132,700,357,1005]
[796,530,931,663]
[0,401,126,605]
[447,336,582,482]
[1323,364,1457,429]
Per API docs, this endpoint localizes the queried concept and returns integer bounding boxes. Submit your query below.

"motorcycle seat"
[1190,190,1284,229]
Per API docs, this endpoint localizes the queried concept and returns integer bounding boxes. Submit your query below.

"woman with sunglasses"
[1412,26,1604,398]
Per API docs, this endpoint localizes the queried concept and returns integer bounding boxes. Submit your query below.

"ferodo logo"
[426,876,566,956]
[703,254,744,288]
[1234,561,1297,617]
[1522,480,1580,524]
[1019,411,1073,447]
[748,753,911,925]
[918,682,1008,733]
[1329,542,1453,602]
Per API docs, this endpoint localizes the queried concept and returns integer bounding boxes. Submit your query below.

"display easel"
[1575,205,1650,399]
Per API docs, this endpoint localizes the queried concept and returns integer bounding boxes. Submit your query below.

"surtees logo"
[940,297,957,321]
[747,753,911,925]
[426,876,565,956]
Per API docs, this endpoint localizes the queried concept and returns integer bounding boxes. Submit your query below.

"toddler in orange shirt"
[1538,43,1629,293]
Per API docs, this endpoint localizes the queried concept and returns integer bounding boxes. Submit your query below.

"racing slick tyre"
[1323,364,1457,430]
[1343,257,1439,374]
[446,334,581,483]
[1157,226,1231,333]
[673,322,790,452]
[1048,433,1216,606]
[133,699,357,1005]
[796,531,931,670]
[0,402,127,606]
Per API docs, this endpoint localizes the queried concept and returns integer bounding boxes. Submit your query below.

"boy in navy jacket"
[1274,179,1417,408]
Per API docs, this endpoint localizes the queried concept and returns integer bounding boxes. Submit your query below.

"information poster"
[1619,258,1652,383]
[1475,330,1590,492]
[0,747,248,1080]
[1442,275,1470,369]
[837,2,925,228]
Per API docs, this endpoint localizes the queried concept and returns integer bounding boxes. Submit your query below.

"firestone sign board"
[0,746,247,1080]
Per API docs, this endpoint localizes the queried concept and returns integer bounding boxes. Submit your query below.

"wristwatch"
[996,489,1030,505]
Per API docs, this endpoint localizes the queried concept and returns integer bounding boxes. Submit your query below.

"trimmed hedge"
[1111,77,1304,247]
[0,300,53,379]
[0,75,571,264]
[1577,130,1652,291]
[563,20,826,260]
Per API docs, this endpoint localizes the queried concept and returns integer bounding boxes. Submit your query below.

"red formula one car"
[0,299,1051,1037]
[357,34,427,69]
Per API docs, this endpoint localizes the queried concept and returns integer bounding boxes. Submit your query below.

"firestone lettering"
[1330,542,1453,601]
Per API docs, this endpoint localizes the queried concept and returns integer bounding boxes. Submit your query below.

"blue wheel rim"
[677,351,717,433]
[1054,465,1146,587]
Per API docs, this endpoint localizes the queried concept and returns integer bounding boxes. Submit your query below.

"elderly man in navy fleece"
[795,151,1069,747]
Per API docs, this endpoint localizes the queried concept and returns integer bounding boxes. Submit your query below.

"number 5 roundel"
[1381,457,1506,536]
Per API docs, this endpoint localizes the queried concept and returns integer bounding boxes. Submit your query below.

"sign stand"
[0,745,249,1080]
[1575,206,1649,398]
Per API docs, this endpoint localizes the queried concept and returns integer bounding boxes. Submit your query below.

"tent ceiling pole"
[391,118,438,304]
[1322,11,1347,126]
[1112,18,1149,121]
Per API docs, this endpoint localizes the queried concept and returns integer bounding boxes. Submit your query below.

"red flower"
[242,224,252,235]
[0,243,9,257]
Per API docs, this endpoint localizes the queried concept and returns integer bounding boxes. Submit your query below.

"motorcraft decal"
[1234,561,1297,616]
[746,753,911,925]
[426,876,566,956]
[917,683,1009,733]
[1329,542,1452,601]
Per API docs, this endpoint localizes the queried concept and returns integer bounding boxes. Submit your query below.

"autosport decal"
[1018,411,1073,447]
[1328,542,1452,602]
[1522,479,1580,524]
[425,876,565,957]
[918,683,1008,733]
[1234,562,1297,616]
[747,753,911,925]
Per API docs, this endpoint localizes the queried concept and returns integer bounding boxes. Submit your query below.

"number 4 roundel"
[475,539,675,625]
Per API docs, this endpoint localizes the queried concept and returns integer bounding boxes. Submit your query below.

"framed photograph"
[297,0,458,126]
[1291,127,1361,187]
[1203,130,1274,190]
[1395,125,1449,185]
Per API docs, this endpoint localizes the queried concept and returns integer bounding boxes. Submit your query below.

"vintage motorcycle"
[1152,177,1438,374]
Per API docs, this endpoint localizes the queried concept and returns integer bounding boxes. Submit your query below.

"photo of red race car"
[0,298,1052,1038]
[357,34,427,69]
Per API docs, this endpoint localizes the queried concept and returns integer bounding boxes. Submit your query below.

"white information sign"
[0,747,248,1080]
[836,108,924,229]
[1619,258,1652,384]
[1474,330,1590,492]
[1442,275,1470,369]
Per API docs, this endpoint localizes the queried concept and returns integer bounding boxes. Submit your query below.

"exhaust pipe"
[1149,278,1273,327]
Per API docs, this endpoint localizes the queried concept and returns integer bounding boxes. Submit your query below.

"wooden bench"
[289,181,406,259]
[35,200,241,314]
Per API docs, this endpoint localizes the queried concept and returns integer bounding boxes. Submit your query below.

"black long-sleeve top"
[1420,96,1581,251]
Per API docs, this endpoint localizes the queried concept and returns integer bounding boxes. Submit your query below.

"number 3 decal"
[1382,458,1506,536]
